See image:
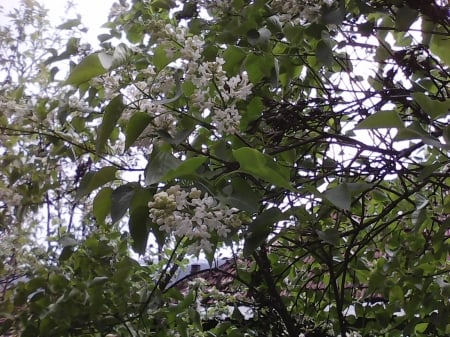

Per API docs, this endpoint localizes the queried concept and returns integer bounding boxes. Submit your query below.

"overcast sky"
[0,0,112,45]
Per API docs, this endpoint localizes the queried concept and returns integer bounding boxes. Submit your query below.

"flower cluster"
[0,186,22,208]
[108,1,129,19]
[91,74,121,100]
[187,56,253,135]
[270,0,335,23]
[148,185,241,254]
[0,98,33,124]
[160,26,253,135]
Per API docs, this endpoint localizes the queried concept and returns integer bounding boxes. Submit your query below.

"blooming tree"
[1,0,450,336]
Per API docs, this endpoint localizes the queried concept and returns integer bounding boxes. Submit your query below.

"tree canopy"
[1,0,449,336]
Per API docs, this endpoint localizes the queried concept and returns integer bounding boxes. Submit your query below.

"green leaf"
[232,147,292,189]
[162,156,207,181]
[153,44,172,71]
[415,323,429,334]
[389,284,404,304]
[322,7,345,25]
[355,110,404,129]
[245,53,274,84]
[316,39,333,67]
[111,184,136,223]
[59,234,77,248]
[395,123,447,148]
[111,43,133,68]
[430,26,450,66]
[93,187,113,225]
[96,95,125,155]
[152,69,183,105]
[75,166,117,201]
[89,276,109,287]
[266,15,282,33]
[316,228,340,246]
[246,27,271,46]
[241,96,263,130]
[65,53,113,85]
[412,194,429,229]
[412,206,428,230]
[223,46,246,75]
[151,0,175,11]
[125,112,152,150]
[412,92,450,119]
[144,149,181,186]
[417,162,442,180]
[57,17,81,30]
[129,205,150,254]
[395,7,418,31]
[324,183,351,210]
[222,177,260,213]
[244,208,283,256]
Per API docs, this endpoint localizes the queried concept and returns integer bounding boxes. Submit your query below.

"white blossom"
[109,1,129,18]
[148,185,241,254]
[181,36,204,61]
[0,187,23,207]
[212,105,241,135]
[270,0,336,23]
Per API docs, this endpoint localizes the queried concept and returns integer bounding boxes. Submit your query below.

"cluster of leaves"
[1,0,449,336]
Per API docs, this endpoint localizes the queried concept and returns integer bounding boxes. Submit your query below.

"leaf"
[232,147,292,189]
[389,285,404,304]
[244,208,283,256]
[57,17,81,30]
[75,166,117,201]
[111,184,136,223]
[93,187,113,225]
[316,228,340,246]
[96,95,125,155]
[245,53,274,84]
[125,112,152,150]
[395,124,447,148]
[324,183,351,210]
[162,156,207,181]
[152,69,183,105]
[65,53,113,85]
[241,96,264,130]
[89,276,109,287]
[129,205,150,254]
[355,110,404,129]
[153,44,172,71]
[417,162,442,180]
[412,207,428,230]
[322,7,345,25]
[246,27,271,46]
[59,235,77,248]
[430,26,450,66]
[412,194,429,229]
[144,149,181,186]
[395,7,418,31]
[223,46,246,75]
[316,39,333,67]
[222,177,260,213]
[112,43,132,68]
[266,15,282,33]
[412,92,450,119]
[415,323,429,334]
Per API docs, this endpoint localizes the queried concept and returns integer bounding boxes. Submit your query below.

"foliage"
[1,0,450,336]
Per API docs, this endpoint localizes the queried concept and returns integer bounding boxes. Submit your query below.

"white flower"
[148,185,241,254]
[109,1,129,17]
[212,105,241,135]
[270,0,335,23]
[181,36,204,61]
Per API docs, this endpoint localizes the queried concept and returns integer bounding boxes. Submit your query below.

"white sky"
[0,0,111,45]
